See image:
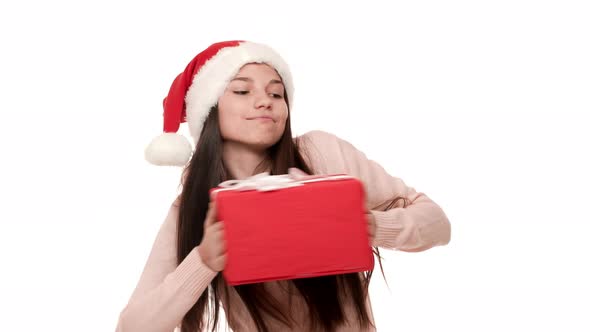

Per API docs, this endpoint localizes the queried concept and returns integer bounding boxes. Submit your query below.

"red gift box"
[211,172,374,286]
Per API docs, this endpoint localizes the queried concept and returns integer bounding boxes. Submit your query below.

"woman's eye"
[270,93,283,99]
[233,91,249,95]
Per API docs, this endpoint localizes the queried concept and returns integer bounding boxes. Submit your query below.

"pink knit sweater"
[116,130,451,331]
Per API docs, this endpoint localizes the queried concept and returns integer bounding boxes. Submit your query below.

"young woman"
[116,40,451,332]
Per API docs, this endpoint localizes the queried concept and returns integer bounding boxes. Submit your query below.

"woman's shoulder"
[296,129,344,150]
[295,130,355,174]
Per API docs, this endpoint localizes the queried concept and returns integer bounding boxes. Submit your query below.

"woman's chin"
[223,132,284,151]
[246,135,282,150]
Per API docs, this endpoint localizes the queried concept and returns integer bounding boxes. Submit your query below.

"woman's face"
[217,63,288,150]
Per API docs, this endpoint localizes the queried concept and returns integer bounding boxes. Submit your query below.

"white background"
[1,0,589,331]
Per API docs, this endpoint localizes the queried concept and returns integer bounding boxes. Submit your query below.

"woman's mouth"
[247,116,275,122]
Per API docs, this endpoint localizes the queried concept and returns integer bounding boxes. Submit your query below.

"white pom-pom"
[144,133,193,166]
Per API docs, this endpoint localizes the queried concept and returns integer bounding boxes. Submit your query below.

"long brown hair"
[175,100,397,331]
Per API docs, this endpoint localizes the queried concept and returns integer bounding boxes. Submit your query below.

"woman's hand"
[198,201,227,272]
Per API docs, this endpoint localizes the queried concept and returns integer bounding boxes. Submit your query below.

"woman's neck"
[222,141,270,180]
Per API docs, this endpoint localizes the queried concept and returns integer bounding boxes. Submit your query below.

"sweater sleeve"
[116,200,218,332]
[298,130,451,252]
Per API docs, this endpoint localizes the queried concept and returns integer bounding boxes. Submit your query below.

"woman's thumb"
[204,201,217,227]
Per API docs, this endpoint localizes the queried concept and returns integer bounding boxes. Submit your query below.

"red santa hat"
[144,40,294,166]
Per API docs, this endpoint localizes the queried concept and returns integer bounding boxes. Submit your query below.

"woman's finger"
[204,201,217,227]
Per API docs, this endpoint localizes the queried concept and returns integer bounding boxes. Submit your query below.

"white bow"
[212,168,353,195]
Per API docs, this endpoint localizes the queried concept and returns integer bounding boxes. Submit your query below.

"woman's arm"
[115,200,217,332]
[300,130,451,252]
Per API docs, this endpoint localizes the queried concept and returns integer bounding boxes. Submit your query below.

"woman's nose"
[254,92,272,109]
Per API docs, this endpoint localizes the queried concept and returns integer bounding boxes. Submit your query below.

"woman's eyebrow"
[231,77,251,82]
[231,77,283,85]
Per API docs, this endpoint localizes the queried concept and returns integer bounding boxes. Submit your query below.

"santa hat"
[144,40,294,166]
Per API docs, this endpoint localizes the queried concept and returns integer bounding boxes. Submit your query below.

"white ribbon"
[212,168,354,195]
